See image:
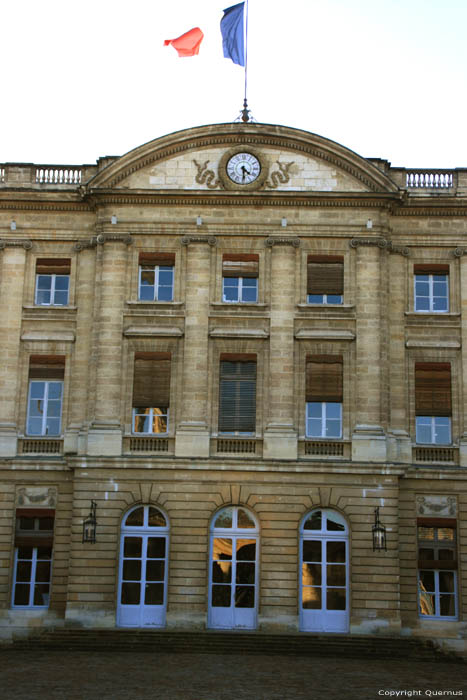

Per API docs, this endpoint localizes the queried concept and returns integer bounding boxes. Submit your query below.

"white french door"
[208,506,259,630]
[300,509,349,633]
[117,506,169,628]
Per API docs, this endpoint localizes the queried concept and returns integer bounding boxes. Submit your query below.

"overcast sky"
[3,0,467,168]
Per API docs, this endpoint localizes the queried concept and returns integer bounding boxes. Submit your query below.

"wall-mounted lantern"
[82,500,97,544]
[372,506,387,552]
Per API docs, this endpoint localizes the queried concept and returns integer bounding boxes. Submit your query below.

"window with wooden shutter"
[305,356,343,438]
[132,353,171,433]
[222,254,258,303]
[415,363,452,444]
[307,256,343,304]
[35,258,70,306]
[27,356,65,436]
[138,253,175,302]
[219,358,256,433]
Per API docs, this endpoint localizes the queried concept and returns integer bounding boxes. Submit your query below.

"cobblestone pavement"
[0,650,466,700]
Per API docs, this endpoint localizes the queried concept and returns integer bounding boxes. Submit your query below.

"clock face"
[226,152,261,185]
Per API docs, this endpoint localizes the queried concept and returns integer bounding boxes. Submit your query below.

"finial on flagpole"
[241,99,250,122]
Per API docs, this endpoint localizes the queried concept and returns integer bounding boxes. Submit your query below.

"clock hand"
[241,164,250,181]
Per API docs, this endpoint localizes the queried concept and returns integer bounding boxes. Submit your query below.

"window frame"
[222,276,258,303]
[138,264,174,302]
[307,293,343,306]
[35,273,70,306]
[417,521,458,620]
[414,273,449,313]
[306,401,342,439]
[26,379,63,437]
[415,416,451,445]
[132,407,169,435]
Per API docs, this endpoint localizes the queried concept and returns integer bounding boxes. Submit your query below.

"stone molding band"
[349,237,409,256]
[181,235,217,246]
[265,237,300,247]
[0,239,33,250]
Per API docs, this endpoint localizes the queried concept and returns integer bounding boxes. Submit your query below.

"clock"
[226,152,261,185]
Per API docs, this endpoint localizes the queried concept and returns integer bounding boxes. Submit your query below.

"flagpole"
[241,0,250,122]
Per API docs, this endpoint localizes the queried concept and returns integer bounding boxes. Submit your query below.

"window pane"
[438,548,455,561]
[439,571,455,593]
[327,588,346,610]
[235,585,254,608]
[45,417,61,436]
[123,536,142,556]
[326,419,342,438]
[212,538,232,561]
[35,561,51,583]
[212,585,231,607]
[327,541,346,563]
[33,584,50,606]
[53,291,68,305]
[303,511,322,531]
[302,540,321,561]
[327,295,342,304]
[16,561,32,582]
[47,400,62,417]
[158,268,173,285]
[307,419,323,437]
[133,412,150,433]
[14,584,31,606]
[241,279,258,302]
[302,563,321,586]
[439,594,456,616]
[418,526,435,540]
[326,514,346,531]
[157,286,173,301]
[237,508,255,529]
[47,382,62,399]
[121,582,140,605]
[37,275,53,290]
[419,590,435,616]
[302,586,321,609]
[419,570,435,591]
[438,528,455,541]
[307,294,324,304]
[151,410,168,434]
[27,417,43,435]
[147,537,166,559]
[434,417,451,444]
[37,546,52,559]
[148,507,166,528]
[236,562,255,584]
[123,560,141,581]
[223,278,239,302]
[308,403,323,419]
[416,417,432,444]
[144,583,164,605]
[146,560,164,582]
[237,540,256,561]
[30,382,46,399]
[415,296,430,311]
[54,276,69,291]
[212,561,232,583]
[125,509,144,527]
[214,509,233,529]
[327,564,346,586]
[139,285,155,301]
[418,547,435,559]
[17,547,33,559]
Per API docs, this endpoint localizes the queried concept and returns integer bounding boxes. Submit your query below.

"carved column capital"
[265,236,300,248]
[453,247,466,258]
[349,237,388,249]
[0,239,32,250]
[180,235,217,246]
[94,233,133,246]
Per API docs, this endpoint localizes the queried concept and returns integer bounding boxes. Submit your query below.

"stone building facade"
[0,122,466,653]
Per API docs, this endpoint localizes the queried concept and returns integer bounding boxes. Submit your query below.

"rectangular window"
[222,254,258,303]
[418,519,457,619]
[219,357,256,434]
[307,256,343,305]
[132,353,170,434]
[12,509,54,608]
[415,362,451,445]
[306,356,343,438]
[138,253,175,301]
[414,264,449,312]
[27,356,65,436]
[35,258,70,306]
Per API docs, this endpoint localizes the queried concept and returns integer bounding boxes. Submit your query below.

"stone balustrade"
[406,170,454,189]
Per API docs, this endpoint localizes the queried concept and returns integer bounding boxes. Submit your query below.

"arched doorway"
[299,508,349,633]
[117,505,169,628]
[208,505,259,630]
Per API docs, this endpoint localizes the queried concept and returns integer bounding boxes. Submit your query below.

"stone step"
[7,629,463,663]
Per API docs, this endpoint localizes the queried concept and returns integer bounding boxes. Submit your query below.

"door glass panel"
[124,537,142,558]
[236,562,255,584]
[212,560,232,583]
[125,507,144,527]
[16,561,32,582]
[148,508,166,527]
[17,546,33,559]
[327,564,346,586]
[327,541,345,563]
[419,590,435,616]
[327,588,346,610]
[440,595,455,616]
[212,585,231,607]
[439,571,455,593]
[215,508,233,528]
[146,560,165,582]
[14,584,30,605]
[37,546,52,560]
[303,540,321,562]
[237,508,255,528]
[237,539,255,560]
[303,511,321,530]
[33,584,50,606]
[213,538,232,560]
[35,561,51,583]
[123,560,141,580]
[147,537,166,559]
[420,570,435,590]
[121,582,140,605]
[302,587,321,609]
[302,562,321,585]
[145,583,164,605]
[235,585,254,608]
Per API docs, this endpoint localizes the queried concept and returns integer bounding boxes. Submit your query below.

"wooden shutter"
[307,256,343,295]
[219,360,256,432]
[415,362,451,416]
[36,258,71,275]
[139,252,175,266]
[133,352,171,407]
[306,355,343,402]
[29,355,65,380]
[414,264,449,275]
[222,254,259,278]
[15,509,55,548]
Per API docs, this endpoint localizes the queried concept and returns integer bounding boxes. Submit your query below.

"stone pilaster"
[64,243,97,455]
[0,241,31,456]
[351,238,387,462]
[87,235,131,456]
[457,251,467,465]
[175,236,214,457]
[263,237,299,460]
[387,247,412,463]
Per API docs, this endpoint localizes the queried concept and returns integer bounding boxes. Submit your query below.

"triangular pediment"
[86,123,399,195]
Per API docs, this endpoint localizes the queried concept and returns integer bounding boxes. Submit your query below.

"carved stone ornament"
[74,238,98,252]
[193,160,220,189]
[349,237,409,256]
[0,239,33,250]
[16,486,57,508]
[453,247,466,258]
[416,494,457,517]
[181,235,217,246]
[95,233,132,245]
[265,161,295,189]
[265,236,300,248]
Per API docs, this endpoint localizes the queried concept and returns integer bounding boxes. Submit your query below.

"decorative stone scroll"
[453,247,466,258]
[265,237,300,247]
[0,239,33,250]
[193,160,220,189]
[95,233,132,245]
[74,238,97,251]
[416,494,456,517]
[265,161,295,189]
[181,235,217,246]
[349,238,409,256]
[16,486,57,507]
